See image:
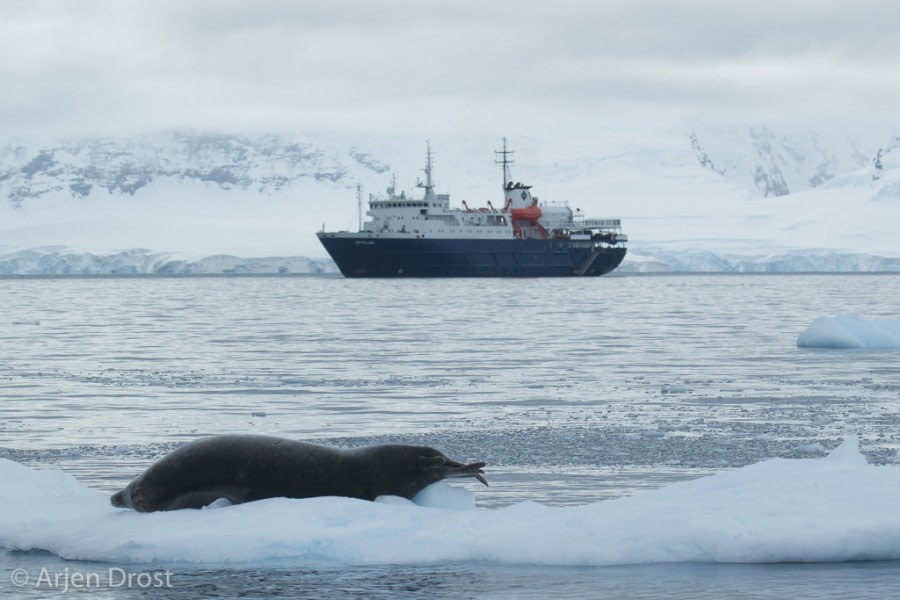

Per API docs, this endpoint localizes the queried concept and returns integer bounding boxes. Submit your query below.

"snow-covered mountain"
[1,126,897,274]
[688,126,872,197]
[1,132,389,207]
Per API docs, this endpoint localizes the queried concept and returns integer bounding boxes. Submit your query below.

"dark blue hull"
[317,235,627,277]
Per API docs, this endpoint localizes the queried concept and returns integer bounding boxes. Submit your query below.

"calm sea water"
[2,273,900,598]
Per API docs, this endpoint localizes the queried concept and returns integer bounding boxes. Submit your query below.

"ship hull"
[317,234,626,277]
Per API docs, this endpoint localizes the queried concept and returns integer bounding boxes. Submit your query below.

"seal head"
[358,444,488,500]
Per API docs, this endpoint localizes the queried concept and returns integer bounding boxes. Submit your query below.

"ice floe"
[2,437,900,566]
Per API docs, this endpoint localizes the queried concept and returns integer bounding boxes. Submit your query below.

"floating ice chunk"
[203,498,233,510]
[797,314,900,349]
[376,483,476,511]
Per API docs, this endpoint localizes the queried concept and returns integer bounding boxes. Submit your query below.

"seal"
[110,434,488,512]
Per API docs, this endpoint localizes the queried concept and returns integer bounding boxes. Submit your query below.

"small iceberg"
[797,314,900,349]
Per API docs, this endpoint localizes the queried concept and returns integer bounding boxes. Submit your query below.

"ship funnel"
[504,183,534,210]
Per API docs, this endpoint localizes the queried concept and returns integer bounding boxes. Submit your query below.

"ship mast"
[495,137,515,188]
[417,141,435,198]
[356,183,363,232]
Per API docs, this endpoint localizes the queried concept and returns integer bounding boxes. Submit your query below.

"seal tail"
[444,460,489,487]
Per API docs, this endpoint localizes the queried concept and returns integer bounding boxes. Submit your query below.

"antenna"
[495,137,515,188]
[387,173,397,197]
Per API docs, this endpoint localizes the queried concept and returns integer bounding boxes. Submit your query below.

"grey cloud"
[2,0,898,137]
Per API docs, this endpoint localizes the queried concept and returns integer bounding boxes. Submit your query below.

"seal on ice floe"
[110,434,488,512]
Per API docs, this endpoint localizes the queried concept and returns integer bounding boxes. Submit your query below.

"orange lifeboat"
[510,206,542,222]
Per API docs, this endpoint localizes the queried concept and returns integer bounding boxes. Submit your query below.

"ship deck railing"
[575,218,622,229]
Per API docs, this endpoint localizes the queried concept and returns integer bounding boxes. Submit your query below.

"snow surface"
[3,437,900,566]
[797,314,900,349]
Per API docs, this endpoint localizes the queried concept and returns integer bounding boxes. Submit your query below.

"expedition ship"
[317,140,627,277]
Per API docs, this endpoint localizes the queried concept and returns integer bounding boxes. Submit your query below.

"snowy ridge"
[3,438,900,565]
[1,133,388,207]
[3,127,872,206]
[687,125,871,197]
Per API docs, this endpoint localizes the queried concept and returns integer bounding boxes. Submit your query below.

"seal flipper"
[157,487,246,511]
[110,489,131,509]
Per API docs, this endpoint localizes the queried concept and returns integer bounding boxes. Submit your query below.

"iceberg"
[797,314,900,349]
[2,437,900,566]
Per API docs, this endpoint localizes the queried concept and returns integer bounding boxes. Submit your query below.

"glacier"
[0,247,337,276]
[622,247,900,273]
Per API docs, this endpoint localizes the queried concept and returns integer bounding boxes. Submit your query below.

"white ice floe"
[2,436,900,566]
[797,314,900,349]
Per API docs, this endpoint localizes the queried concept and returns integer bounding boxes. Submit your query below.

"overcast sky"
[3,0,898,139]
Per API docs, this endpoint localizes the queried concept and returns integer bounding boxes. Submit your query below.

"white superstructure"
[355,140,627,244]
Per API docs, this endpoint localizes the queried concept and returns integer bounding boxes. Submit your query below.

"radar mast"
[417,141,435,199]
[356,183,363,231]
[495,137,515,188]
